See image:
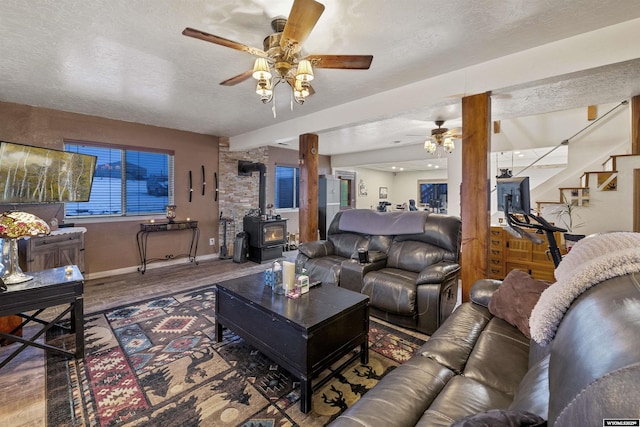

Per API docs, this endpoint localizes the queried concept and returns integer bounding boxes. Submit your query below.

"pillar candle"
[282,261,296,293]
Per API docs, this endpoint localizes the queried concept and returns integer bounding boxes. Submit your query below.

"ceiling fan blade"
[304,54,373,69]
[182,27,268,58]
[220,70,254,86]
[280,0,325,52]
[446,127,463,138]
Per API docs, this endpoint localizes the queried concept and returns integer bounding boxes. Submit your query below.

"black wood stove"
[243,216,287,263]
[238,160,287,263]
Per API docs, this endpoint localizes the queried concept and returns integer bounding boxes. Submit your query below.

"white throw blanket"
[529,232,640,346]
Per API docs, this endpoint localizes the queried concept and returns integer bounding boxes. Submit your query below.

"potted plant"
[550,194,586,251]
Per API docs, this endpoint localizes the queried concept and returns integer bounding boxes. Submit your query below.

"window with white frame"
[64,141,174,217]
[274,165,299,209]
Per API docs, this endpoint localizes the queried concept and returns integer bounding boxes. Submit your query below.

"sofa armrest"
[469,279,502,308]
[340,258,387,293]
[416,262,460,285]
[298,240,335,259]
[349,250,387,264]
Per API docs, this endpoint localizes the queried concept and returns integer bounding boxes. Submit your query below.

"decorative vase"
[1,238,32,284]
[165,205,177,223]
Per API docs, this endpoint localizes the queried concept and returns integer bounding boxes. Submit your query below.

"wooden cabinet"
[488,227,506,279]
[489,226,562,282]
[19,229,85,273]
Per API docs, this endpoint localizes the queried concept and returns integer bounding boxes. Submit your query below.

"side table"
[0,266,84,370]
[136,220,199,273]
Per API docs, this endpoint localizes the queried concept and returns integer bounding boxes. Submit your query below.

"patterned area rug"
[46,283,427,426]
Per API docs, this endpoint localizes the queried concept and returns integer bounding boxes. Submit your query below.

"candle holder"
[165,205,177,223]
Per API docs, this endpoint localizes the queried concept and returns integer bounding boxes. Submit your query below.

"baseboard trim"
[84,253,219,280]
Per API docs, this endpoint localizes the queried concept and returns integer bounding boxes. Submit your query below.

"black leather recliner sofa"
[297,209,462,335]
[330,232,640,426]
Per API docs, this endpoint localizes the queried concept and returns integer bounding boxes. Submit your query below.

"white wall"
[336,166,449,211]
[528,104,633,235]
[393,170,448,209]
[336,167,393,210]
[538,155,639,236]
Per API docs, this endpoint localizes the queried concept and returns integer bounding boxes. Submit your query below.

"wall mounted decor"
[358,179,368,196]
[379,187,388,199]
[201,165,206,196]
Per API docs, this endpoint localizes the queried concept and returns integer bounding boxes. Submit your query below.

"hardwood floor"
[0,256,273,427]
[0,252,429,426]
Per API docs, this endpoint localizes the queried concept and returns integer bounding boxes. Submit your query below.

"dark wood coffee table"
[215,272,369,413]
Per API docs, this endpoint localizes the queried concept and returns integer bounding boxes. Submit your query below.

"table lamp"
[0,211,51,284]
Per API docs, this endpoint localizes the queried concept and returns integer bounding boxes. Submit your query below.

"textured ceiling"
[1,0,640,169]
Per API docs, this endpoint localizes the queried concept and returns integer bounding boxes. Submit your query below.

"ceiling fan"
[182,0,373,110]
[424,120,462,156]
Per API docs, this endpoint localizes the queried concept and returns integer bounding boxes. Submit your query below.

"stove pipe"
[238,160,267,215]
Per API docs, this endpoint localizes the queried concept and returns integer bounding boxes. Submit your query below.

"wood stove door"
[262,222,286,246]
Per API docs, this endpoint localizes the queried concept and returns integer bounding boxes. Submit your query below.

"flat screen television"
[496,176,531,214]
[0,141,97,203]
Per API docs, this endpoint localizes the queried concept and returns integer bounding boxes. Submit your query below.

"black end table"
[0,266,84,369]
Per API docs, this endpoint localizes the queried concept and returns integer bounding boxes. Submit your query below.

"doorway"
[335,170,356,210]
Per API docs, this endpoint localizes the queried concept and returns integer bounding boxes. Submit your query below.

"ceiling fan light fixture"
[256,80,273,102]
[443,137,455,152]
[184,0,372,116]
[295,59,314,82]
[424,120,459,157]
[252,58,272,80]
[294,80,310,100]
[424,140,437,154]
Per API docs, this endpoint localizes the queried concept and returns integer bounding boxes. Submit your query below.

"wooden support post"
[299,133,319,243]
[632,95,640,155]
[632,95,640,232]
[460,92,491,303]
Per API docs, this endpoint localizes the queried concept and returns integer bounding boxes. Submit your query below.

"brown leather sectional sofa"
[330,270,640,426]
[297,209,462,335]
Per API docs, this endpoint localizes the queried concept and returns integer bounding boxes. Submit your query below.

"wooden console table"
[0,266,84,370]
[136,220,199,274]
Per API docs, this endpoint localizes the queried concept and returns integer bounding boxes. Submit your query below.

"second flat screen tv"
[0,141,97,203]
[496,176,531,214]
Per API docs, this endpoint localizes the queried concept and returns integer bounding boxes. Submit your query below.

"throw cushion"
[488,269,550,339]
[452,409,547,426]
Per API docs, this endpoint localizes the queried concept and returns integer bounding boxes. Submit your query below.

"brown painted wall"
[0,101,219,275]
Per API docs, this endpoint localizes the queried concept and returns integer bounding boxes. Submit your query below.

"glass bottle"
[272,260,284,294]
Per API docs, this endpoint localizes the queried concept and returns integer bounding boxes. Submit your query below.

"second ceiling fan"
[182,0,373,108]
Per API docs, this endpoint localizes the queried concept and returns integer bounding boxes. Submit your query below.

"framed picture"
[379,187,388,199]
[358,179,368,196]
